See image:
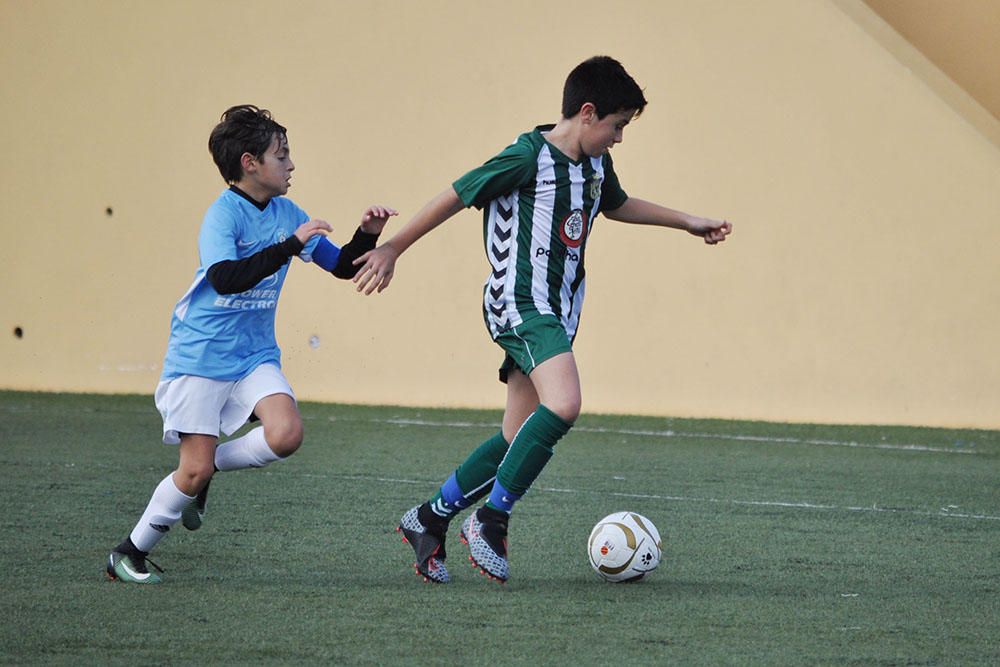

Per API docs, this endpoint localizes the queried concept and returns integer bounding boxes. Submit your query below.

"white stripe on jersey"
[559,163,585,328]
[528,146,557,323]
[564,156,605,337]
[588,154,605,224]
[565,281,586,338]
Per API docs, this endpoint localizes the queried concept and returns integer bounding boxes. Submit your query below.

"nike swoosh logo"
[118,557,151,581]
[237,239,255,247]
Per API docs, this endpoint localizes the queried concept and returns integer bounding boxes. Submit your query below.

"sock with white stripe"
[486,404,571,514]
[214,426,282,472]
[427,431,509,520]
[128,473,195,553]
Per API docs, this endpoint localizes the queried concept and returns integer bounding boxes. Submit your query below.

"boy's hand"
[688,217,733,245]
[294,219,332,244]
[352,243,400,295]
[360,205,399,235]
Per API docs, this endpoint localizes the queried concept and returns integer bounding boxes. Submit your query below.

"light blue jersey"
[161,189,322,381]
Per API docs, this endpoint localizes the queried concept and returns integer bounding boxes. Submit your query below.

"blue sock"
[485,479,522,514]
[429,472,476,518]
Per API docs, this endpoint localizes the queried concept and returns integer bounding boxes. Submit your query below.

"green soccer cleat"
[182,479,211,531]
[106,548,163,585]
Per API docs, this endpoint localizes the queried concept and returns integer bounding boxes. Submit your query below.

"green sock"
[487,405,572,512]
[427,431,509,517]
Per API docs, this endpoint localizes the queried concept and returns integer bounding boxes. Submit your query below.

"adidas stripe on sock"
[128,473,194,553]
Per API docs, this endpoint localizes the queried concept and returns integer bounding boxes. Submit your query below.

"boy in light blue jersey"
[107,105,396,584]
[354,57,732,584]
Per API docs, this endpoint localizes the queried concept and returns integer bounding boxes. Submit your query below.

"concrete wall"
[2,0,999,428]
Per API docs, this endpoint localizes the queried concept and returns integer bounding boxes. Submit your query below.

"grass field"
[1,390,998,665]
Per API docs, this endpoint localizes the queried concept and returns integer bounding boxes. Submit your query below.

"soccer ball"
[587,511,662,582]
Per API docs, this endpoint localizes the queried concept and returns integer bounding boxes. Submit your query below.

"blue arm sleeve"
[312,237,342,271]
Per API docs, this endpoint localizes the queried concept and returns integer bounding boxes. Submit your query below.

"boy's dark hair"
[561,56,647,120]
[208,105,287,183]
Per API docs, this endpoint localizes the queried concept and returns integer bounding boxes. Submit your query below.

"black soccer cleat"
[397,504,450,583]
[460,505,509,583]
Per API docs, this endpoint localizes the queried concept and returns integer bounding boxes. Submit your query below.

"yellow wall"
[2,0,999,428]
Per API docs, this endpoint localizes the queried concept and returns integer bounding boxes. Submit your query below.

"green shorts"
[494,315,573,383]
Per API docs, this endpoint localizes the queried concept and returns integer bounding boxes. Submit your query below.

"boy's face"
[581,108,636,157]
[244,133,295,198]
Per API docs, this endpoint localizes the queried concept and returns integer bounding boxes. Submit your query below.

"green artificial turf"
[1,391,997,665]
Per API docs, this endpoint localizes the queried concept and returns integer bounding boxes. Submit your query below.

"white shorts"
[154,363,295,445]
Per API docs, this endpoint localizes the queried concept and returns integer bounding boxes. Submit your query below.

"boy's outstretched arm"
[207,219,333,295]
[321,205,398,279]
[358,205,398,235]
[352,187,465,294]
[604,197,732,244]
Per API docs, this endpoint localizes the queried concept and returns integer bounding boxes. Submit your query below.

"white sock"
[129,474,194,553]
[214,426,282,472]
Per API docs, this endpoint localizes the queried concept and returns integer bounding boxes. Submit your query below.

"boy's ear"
[240,152,257,174]
[579,102,598,123]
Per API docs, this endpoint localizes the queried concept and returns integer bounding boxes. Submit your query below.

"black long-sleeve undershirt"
[206,228,380,295]
[206,236,304,295]
[330,227,379,279]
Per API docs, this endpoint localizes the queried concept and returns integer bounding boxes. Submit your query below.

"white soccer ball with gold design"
[587,511,662,582]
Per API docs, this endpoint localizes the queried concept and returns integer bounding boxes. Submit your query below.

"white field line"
[347,417,978,455]
[0,404,982,455]
[295,472,1000,522]
[315,417,996,521]
[6,403,991,521]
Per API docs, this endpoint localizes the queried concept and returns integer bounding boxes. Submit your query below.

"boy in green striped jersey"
[355,56,732,583]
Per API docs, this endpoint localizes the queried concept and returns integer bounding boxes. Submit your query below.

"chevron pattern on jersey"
[485,193,516,333]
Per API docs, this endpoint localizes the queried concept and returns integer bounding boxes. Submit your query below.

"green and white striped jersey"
[453,125,628,340]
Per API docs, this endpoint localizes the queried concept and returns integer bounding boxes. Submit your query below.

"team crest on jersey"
[560,209,587,248]
[590,174,603,200]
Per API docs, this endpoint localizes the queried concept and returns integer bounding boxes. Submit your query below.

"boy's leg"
[179,431,222,530]
[214,393,301,471]
[192,393,299,532]
[179,385,300,536]
[424,433,506,518]
[247,392,304,458]
[401,428,509,584]
[462,353,577,581]
[108,434,215,584]
[174,434,220,495]
[399,373,536,583]
[501,366,542,442]
[490,351,579,511]
[424,365,540,522]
